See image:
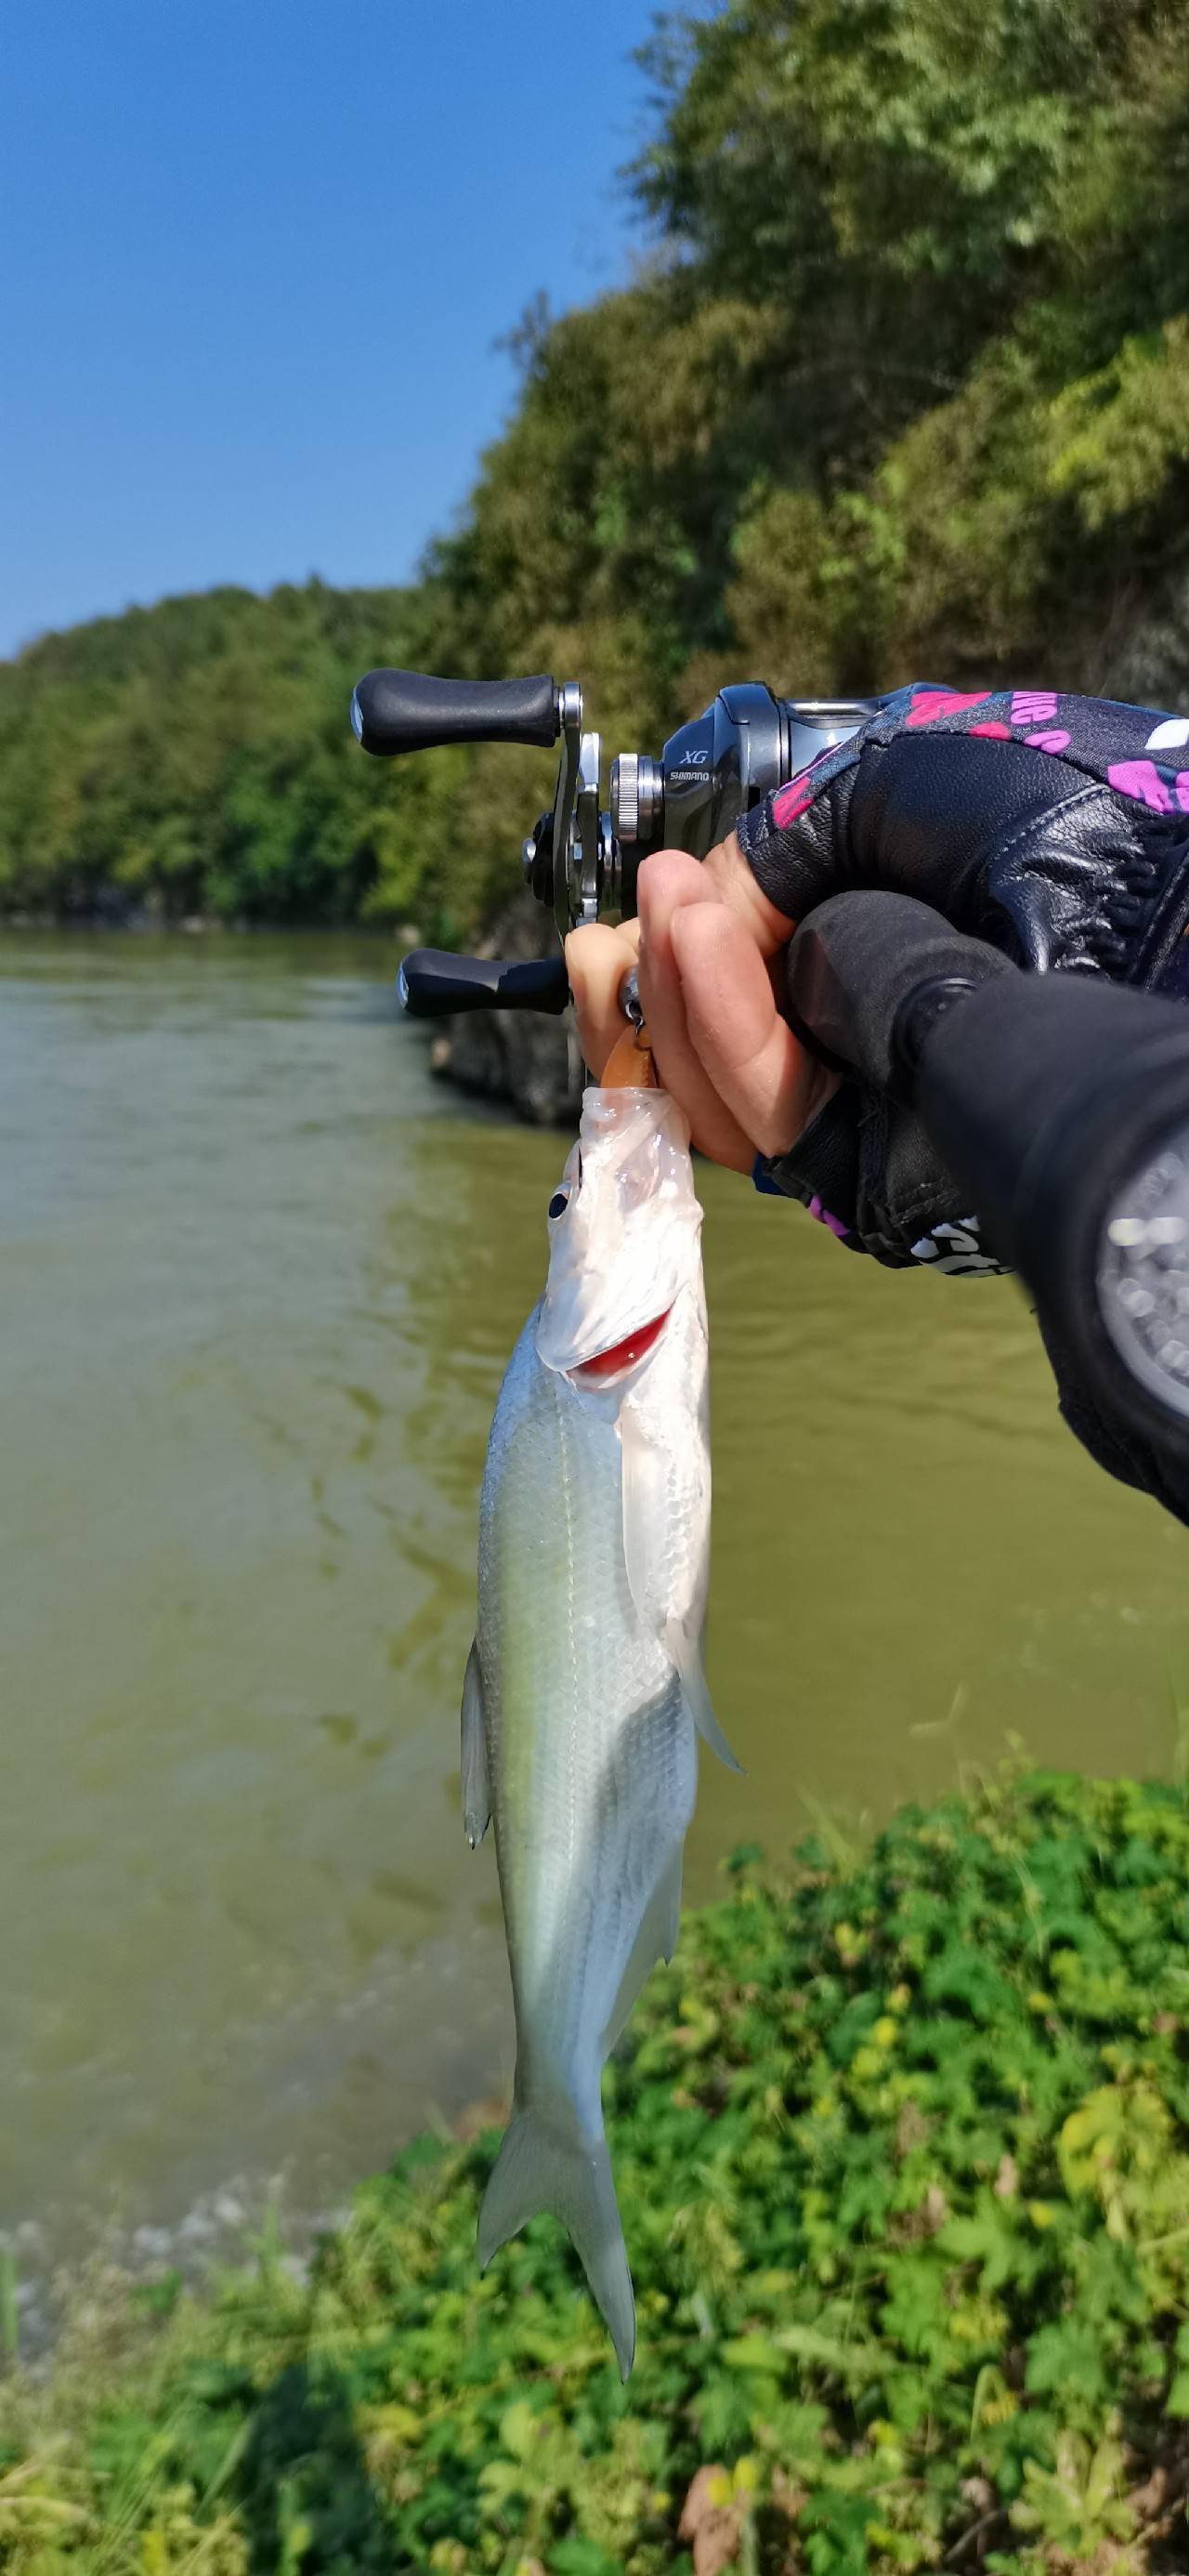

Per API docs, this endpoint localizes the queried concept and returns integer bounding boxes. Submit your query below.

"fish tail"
[477,2103,635,2379]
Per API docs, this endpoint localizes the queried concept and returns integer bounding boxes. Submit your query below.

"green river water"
[2,931,1187,2290]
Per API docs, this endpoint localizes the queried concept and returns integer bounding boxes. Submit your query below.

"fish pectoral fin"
[478,2106,635,2380]
[666,1621,742,1773]
[619,1401,673,1640]
[461,1638,491,1848]
[620,1404,738,1765]
[602,1845,684,2057]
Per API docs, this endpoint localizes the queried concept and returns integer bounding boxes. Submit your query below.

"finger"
[636,851,755,1171]
[565,920,640,1079]
[671,900,837,1156]
[703,831,795,958]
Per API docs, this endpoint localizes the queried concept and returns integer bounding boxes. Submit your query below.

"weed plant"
[4,1768,1189,2573]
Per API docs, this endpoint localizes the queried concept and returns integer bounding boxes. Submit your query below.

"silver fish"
[461,1083,737,2377]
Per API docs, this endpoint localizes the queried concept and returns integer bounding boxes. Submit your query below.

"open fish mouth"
[569,1307,672,1387]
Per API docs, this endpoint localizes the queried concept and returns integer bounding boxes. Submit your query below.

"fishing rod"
[350,663,1189,1474]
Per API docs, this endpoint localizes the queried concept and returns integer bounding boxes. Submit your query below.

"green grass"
[6,1767,1189,2574]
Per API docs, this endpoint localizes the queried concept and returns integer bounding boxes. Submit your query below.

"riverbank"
[5,1767,1189,2576]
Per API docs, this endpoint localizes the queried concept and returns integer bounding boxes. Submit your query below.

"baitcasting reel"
[349,665,879,1017]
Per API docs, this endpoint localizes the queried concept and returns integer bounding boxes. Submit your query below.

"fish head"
[535,1086,703,1387]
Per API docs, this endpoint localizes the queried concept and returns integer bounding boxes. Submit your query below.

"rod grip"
[352,669,559,757]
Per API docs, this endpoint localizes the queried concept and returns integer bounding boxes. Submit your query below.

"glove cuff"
[755,1086,1011,1275]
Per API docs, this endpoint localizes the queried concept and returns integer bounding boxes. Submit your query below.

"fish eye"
[547,1146,582,1223]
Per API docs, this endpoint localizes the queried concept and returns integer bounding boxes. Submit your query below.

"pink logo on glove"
[905,690,990,729]
[807,1196,849,1240]
[1108,759,1175,813]
[771,775,817,829]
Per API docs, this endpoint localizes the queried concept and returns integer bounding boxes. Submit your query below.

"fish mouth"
[569,1306,672,1386]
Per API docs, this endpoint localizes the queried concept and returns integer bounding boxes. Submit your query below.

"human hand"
[574,679,1189,1525]
[565,835,834,1169]
[573,682,1189,1270]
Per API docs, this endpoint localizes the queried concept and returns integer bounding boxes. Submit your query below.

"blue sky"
[1,1,666,658]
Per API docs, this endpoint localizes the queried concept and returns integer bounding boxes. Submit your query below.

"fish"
[461,1077,738,2378]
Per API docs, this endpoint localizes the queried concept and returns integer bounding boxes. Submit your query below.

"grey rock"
[131,2225,174,2259]
[425,894,583,1126]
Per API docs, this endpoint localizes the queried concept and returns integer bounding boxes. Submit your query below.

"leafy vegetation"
[3,2,1188,930]
[7,1768,1189,2572]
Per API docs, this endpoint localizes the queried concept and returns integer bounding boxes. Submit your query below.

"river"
[1,931,1186,2296]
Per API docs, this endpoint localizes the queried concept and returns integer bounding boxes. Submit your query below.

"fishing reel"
[349,665,879,1017]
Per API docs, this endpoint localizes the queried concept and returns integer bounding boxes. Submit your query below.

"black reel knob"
[398,949,569,1019]
[351,669,560,758]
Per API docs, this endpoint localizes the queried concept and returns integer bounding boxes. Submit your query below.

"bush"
[5,1768,1189,2573]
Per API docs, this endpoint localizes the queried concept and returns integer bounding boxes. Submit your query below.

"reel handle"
[351,669,560,757]
[398,948,569,1019]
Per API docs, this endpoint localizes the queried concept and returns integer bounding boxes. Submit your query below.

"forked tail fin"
[477,2106,635,2379]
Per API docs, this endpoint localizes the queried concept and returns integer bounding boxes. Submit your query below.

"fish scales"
[463,1084,734,2377]
[480,1310,696,2098]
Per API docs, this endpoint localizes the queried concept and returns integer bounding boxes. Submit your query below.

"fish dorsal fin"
[619,1406,740,1772]
[461,1638,491,1848]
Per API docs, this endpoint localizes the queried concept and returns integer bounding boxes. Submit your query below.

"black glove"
[737,680,1189,1509]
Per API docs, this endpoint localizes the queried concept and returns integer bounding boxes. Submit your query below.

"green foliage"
[0,579,545,940]
[637,0,1103,444]
[0,581,422,927]
[638,0,1189,689]
[1049,318,1189,532]
[4,0,1189,924]
[7,1770,1189,2571]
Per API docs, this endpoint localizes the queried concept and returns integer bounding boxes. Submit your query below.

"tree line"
[2,0,1186,932]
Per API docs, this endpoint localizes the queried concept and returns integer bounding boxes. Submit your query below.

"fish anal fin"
[602,1845,683,2057]
[461,1638,491,1848]
[477,2107,635,2379]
